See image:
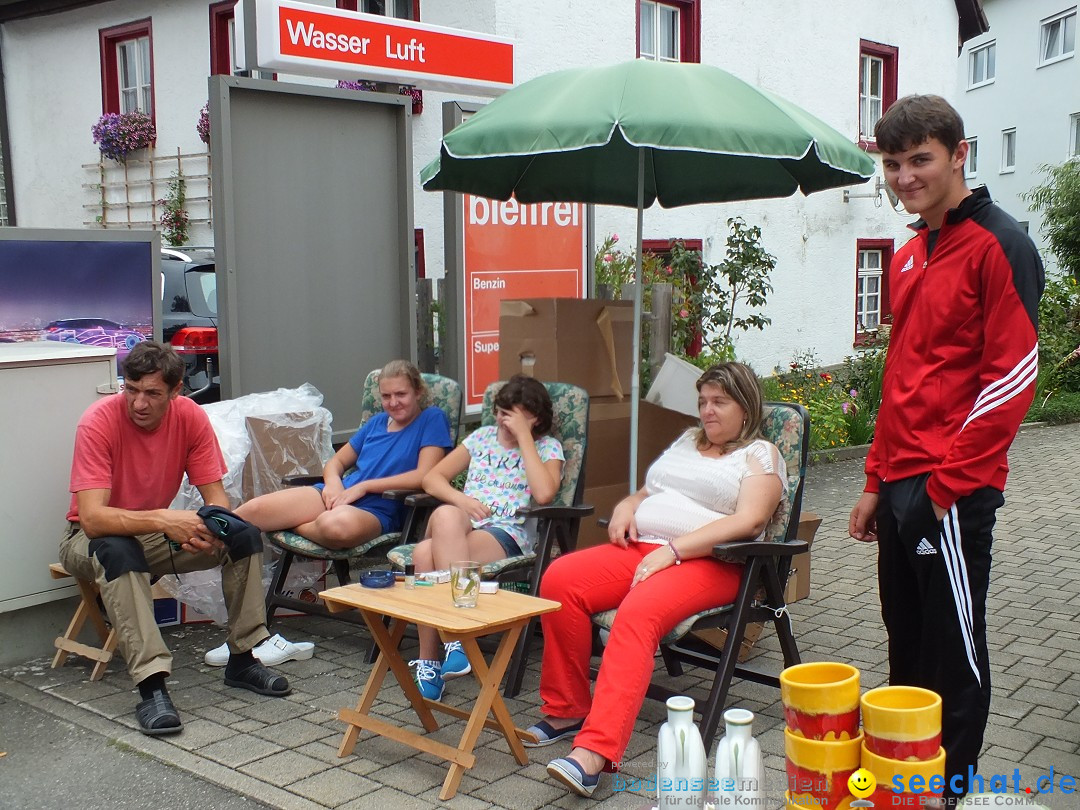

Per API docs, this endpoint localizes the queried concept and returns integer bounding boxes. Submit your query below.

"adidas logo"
[901,256,915,273]
[915,538,937,555]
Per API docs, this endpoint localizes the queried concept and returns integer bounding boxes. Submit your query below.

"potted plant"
[196,102,210,145]
[91,110,156,163]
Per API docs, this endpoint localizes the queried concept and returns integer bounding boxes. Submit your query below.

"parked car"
[161,248,220,403]
[44,317,149,371]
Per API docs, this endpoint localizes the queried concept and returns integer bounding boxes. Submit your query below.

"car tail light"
[171,327,218,355]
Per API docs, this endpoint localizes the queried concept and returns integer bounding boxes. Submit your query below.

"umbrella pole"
[629,147,645,492]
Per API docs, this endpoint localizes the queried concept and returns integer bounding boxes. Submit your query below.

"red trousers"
[538,541,741,765]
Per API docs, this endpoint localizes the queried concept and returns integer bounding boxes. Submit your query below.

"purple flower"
[92,111,156,163]
[196,102,210,144]
[337,79,378,92]
[841,402,850,414]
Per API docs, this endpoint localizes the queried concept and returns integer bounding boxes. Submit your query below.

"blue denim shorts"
[483,526,523,557]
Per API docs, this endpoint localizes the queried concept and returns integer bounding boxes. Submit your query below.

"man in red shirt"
[59,341,290,736]
[849,95,1044,804]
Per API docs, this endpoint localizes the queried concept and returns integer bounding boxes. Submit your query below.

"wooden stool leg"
[51,596,92,670]
[51,572,115,679]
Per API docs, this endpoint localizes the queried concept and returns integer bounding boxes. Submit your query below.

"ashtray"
[359,570,396,589]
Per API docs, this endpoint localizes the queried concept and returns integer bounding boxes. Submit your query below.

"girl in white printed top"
[530,362,787,798]
[410,375,564,701]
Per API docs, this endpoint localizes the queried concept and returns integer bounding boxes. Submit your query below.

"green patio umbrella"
[421,59,876,487]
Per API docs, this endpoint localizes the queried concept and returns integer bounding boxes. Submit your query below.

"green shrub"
[771,349,858,451]
[837,329,890,446]
[1028,391,1080,424]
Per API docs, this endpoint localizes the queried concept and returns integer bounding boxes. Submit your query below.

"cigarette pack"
[418,570,451,584]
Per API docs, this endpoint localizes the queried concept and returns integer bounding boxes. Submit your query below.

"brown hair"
[874,94,966,155]
[377,359,430,407]
[494,375,553,437]
[122,341,185,388]
[693,362,764,452]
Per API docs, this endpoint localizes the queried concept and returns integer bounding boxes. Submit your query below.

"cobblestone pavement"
[2,424,1077,809]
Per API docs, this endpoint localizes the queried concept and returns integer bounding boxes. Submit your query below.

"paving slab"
[1,423,1077,808]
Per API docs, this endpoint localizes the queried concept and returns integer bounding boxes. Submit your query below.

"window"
[856,240,893,340]
[100,20,154,117]
[337,0,418,19]
[965,136,979,178]
[637,1,700,63]
[1070,113,1080,157]
[859,40,898,149]
[1001,128,1016,172]
[1040,8,1076,65]
[968,41,996,87]
[210,1,239,76]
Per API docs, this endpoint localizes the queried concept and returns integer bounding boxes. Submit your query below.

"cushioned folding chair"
[387,380,593,697]
[590,401,810,748]
[263,371,462,625]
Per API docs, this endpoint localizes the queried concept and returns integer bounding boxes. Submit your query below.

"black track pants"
[876,473,1002,802]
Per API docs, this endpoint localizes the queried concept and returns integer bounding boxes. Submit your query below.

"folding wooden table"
[319,582,561,800]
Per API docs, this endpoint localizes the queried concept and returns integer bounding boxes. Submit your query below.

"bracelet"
[666,540,682,565]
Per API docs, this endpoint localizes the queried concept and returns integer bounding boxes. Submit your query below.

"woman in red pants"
[530,362,787,797]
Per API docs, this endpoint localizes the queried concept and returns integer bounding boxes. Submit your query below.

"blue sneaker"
[442,641,472,680]
[410,659,444,701]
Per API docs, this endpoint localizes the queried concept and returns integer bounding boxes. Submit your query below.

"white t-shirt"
[462,425,564,553]
[634,431,787,545]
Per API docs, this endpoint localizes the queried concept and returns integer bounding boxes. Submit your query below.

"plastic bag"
[171,382,332,510]
[155,557,329,626]
[165,383,334,622]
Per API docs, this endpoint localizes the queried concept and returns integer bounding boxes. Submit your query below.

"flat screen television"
[0,229,161,373]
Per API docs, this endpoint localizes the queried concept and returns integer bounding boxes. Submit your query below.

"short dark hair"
[494,375,554,437]
[874,94,966,155]
[122,341,185,388]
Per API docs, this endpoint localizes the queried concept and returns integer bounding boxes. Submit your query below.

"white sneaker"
[203,634,315,667]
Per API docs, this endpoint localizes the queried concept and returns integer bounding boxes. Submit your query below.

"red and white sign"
[463,196,587,411]
[251,0,514,95]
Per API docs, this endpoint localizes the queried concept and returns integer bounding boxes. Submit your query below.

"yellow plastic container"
[785,728,863,808]
[861,741,946,804]
[860,685,942,761]
[780,662,861,740]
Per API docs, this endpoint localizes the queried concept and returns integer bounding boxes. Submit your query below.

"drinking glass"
[450,561,481,608]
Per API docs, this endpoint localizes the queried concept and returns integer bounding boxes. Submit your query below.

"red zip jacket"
[865,186,1044,507]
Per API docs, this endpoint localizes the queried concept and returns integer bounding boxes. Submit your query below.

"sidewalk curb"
[0,674,322,810]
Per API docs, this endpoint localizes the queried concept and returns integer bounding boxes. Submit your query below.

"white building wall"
[2,0,962,370]
[956,0,1080,276]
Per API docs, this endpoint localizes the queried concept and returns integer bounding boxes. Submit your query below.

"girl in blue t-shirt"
[236,360,453,549]
[410,375,564,700]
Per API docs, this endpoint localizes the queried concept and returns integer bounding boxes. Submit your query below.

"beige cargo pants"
[59,525,269,685]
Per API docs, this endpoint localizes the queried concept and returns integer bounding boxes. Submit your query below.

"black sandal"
[135,691,183,736]
[224,662,292,696]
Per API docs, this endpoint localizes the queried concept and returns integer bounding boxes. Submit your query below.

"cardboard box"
[690,622,764,664]
[151,580,180,628]
[578,399,698,548]
[499,298,634,398]
[241,410,330,502]
[784,511,821,604]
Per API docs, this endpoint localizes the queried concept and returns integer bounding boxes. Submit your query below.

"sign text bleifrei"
[252,0,513,95]
[463,196,586,411]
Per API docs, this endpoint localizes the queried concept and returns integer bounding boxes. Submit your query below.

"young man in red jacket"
[849,95,1044,804]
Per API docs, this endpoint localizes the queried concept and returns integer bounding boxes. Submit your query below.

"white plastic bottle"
[713,708,764,807]
[657,695,707,810]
